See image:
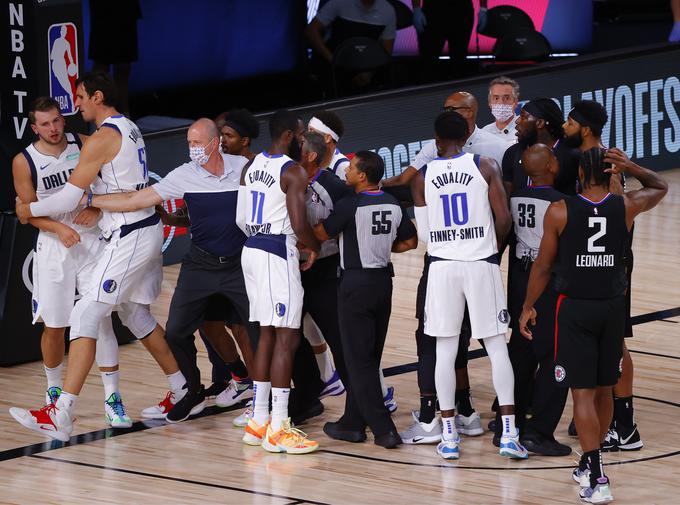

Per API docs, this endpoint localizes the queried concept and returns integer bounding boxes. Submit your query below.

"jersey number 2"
[371,210,392,235]
[587,217,607,252]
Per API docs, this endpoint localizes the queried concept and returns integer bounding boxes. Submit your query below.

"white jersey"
[22,133,92,231]
[326,148,350,180]
[423,152,497,261]
[243,152,296,237]
[91,115,153,235]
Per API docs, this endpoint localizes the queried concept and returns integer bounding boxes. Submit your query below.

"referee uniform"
[322,190,416,442]
[152,152,258,401]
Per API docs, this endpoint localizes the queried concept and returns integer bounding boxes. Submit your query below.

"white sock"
[378,369,388,397]
[44,363,63,390]
[315,349,335,383]
[501,414,518,437]
[441,416,458,441]
[101,370,119,399]
[167,370,186,392]
[56,391,78,417]
[253,381,271,425]
[271,387,290,431]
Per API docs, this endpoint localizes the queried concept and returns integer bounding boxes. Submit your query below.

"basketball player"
[12,73,186,441]
[507,144,570,456]
[308,110,351,180]
[12,96,131,428]
[563,101,642,451]
[519,148,667,502]
[238,110,321,454]
[411,111,527,460]
[317,151,417,449]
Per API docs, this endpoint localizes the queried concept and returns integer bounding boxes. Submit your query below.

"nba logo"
[48,23,79,116]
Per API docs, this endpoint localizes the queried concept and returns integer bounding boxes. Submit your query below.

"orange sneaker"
[243,417,269,446]
[262,418,319,454]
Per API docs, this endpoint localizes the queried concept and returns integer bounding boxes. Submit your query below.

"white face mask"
[491,103,515,122]
[189,138,215,166]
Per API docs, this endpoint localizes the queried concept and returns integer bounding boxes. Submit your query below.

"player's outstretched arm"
[90,186,162,212]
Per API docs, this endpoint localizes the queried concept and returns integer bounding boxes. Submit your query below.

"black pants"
[495,261,568,438]
[338,268,395,436]
[200,295,245,383]
[165,245,259,393]
[291,254,347,406]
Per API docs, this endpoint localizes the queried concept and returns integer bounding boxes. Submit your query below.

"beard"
[517,127,538,148]
[288,138,302,162]
[563,130,584,148]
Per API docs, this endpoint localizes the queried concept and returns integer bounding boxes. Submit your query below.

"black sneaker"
[602,424,643,452]
[521,432,572,456]
[568,418,578,437]
[290,400,324,426]
[323,421,366,443]
[166,386,206,424]
[205,381,228,399]
[374,430,402,449]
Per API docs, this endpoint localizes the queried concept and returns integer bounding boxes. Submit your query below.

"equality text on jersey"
[430,169,474,189]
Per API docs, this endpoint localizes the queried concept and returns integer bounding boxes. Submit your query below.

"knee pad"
[117,302,157,339]
[95,316,119,368]
[69,299,113,341]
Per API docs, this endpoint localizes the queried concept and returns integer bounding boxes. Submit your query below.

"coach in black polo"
[90,118,257,422]
[314,151,417,449]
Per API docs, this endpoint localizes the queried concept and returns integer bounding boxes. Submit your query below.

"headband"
[568,108,595,129]
[309,117,339,142]
[223,119,249,139]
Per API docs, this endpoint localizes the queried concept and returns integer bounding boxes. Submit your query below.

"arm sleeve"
[235,185,248,235]
[395,208,417,241]
[151,165,188,200]
[414,140,436,169]
[29,182,84,217]
[316,0,340,26]
[413,205,430,243]
[322,196,356,238]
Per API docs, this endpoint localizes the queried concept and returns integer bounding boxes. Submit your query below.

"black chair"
[331,36,391,96]
[493,29,552,62]
[478,5,535,39]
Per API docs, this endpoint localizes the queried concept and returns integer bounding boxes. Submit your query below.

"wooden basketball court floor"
[1,170,679,505]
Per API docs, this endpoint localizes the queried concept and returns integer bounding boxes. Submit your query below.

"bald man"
[89,117,260,423]
[506,144,570,455]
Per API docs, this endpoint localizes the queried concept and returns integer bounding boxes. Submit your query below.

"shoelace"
[160,390,175,407]
[281,423,309,444]
[107,396,127,417]
[36,403,58,416]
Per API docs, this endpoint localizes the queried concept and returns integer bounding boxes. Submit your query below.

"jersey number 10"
[440,193,469,226]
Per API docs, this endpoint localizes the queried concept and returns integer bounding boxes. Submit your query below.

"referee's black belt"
[119,213,161,239]
[339,263,394,277]
[191,244,241,264]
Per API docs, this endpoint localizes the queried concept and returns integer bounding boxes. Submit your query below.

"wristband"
[87,192,93,207]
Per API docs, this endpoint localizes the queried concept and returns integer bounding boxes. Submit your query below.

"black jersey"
[510,185,565,261]
[554,193,628,299]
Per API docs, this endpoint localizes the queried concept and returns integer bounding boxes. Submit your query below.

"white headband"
[309,117,339,142]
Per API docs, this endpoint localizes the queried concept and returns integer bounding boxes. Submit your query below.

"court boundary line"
[29,453,331,505]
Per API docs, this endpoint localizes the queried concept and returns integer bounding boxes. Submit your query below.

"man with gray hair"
[84,117,259,423]
[482,76,520,143]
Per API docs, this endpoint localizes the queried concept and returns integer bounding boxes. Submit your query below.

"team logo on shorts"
[102,279,117,293]
[554,365,566,382]
[48,23,79,115]
[311,192,320,203]
[498,309,510,324]
[275,303,286,317]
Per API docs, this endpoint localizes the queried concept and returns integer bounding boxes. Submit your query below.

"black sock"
[614,396,634,431]
[226,358,248,381]
[455,388,474,417]
[419,395,436,424]
[585,449,604,488]
[579,452,589,472]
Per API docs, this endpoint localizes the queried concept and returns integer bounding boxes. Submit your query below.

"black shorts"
[204,295,242,326]
[554,295,625,389]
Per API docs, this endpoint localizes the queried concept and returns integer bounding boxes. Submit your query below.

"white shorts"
[82,221,163,306]
[32,229,103,327]
[241,234,303,329]
[424,259,509,339]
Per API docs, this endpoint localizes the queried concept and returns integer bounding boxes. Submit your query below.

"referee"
[314,151,417,449]
[90,118,258,422]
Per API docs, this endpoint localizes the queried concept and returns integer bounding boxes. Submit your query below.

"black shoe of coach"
[374,430,402,449]
[166,386,206,424]
[290,400,324,426]
[323,421,367,443]
[521,431,572,457]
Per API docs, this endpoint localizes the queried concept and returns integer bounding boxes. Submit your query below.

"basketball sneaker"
[262,418,319,454]
[215,378,253,408]
[500,432,529,459]
[319,370,345,399]
[45,386,62,405]
[105,392,133,428]
[9,403,73,442]
[384,386,397,414]
[400,410,442,444]
[602,424,643,452]
[243,417,269,445]
[205,381,229,399]
[141,389,185,419]
[573,467,591,488]
[233,400,253,428]
[436,432,461,460]
[455,411,484,436]
[166,386,206,423]
[579,476,613,504]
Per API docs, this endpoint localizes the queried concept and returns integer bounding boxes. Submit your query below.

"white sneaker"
[9,403,73,442]
[233,400,253,427]
[215,379,253,408]
[399,410,442,444]
[579,476,614,503]
[105,392,133,428]
[455,412,484,436]
[573,467,591,488]
[436,432,461,460]
[500,431,529,459]
[141,389,185,419]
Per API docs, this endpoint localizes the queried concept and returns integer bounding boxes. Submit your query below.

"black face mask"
[563,129,584,148]
[288,137,302,162]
